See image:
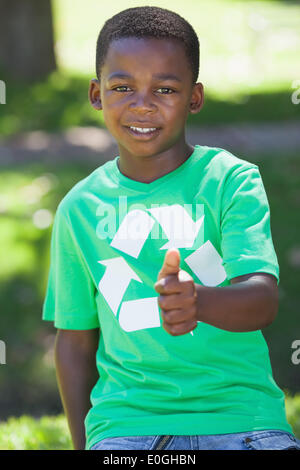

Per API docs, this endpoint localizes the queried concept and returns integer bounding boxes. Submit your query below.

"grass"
[0,415,72,450]
[285,393,300,439]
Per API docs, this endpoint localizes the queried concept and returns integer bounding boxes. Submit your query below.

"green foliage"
[0,72,101,137]
[257,156,300,392]
[52,0,300,96]
[0,161,95,419]
[286,393,300,439]
[1,0,300,137]
[0,415,72,450]
[0,70,299,139]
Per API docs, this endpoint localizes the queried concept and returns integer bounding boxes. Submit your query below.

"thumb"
[157,248,180,282]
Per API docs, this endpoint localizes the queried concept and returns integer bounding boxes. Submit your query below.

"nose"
[128,90,156,113]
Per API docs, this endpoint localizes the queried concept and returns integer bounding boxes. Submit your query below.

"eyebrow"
[107,72,182,82]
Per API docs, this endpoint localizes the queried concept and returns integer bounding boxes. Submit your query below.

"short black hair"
[95,6,199,84]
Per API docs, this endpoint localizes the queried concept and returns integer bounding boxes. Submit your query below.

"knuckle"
[182,278,194,292]
[163,283,172,294]
[164,309,179,324]
[167,320,198,336]
[165,280,178,294]
[158,295,167,309]
[154,283,163,294]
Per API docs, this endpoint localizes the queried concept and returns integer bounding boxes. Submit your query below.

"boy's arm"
[155,250,278,334]
[195,272,278,332]
[54,328,100,450]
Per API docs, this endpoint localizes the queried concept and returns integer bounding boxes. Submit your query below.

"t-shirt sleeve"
[42,204,100,329]
[220,165,280,285]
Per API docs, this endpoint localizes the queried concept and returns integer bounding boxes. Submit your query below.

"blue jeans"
[91,430,300,450]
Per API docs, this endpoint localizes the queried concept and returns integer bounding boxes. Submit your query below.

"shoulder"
[194,146,262,197]
[200,145,258,177]
[57,158,115,218]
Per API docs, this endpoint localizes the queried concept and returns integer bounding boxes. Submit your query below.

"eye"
[113,86,131,92]
[157,87,174,94]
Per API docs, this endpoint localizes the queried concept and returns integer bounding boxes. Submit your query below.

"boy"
[42,7,300,451]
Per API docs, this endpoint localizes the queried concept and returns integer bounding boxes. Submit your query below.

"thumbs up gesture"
[154,248,198,336]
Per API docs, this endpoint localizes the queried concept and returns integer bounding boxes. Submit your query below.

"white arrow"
[98,257,143,315]
[148,204,204,249]
[110,209,155,258]
[119,297,161,332]
[184,240,227,286]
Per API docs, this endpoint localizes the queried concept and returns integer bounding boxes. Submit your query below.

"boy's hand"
[154,248,198,336]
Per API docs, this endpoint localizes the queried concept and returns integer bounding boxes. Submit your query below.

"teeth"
[130,126,157,133]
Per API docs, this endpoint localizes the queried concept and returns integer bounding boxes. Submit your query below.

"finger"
[154,274,182,294]
[161,307,197,324]
[157,248,180,282]
[154,270,194,294]
[163,319,198,336]
[158,292,195,311]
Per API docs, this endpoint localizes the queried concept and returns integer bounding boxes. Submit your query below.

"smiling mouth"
[125,126,161,139]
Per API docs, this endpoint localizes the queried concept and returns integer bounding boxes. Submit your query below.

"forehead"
[101,37,191,80]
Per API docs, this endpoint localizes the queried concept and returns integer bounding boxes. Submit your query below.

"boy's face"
[89,37,203,160]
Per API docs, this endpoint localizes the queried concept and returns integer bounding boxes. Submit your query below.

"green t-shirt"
[42,145,293,449]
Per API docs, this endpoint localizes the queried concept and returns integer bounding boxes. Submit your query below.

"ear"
[189,82,204,114]
[89,79,102,110]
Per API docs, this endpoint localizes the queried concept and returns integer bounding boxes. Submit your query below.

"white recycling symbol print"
[97,204,227,332]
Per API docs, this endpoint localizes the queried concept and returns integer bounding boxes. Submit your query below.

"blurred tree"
[0,0,56,82]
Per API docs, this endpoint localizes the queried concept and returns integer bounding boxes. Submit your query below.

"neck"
[117,140,194,184]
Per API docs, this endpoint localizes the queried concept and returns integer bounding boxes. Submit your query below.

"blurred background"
[0,0,299,450]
